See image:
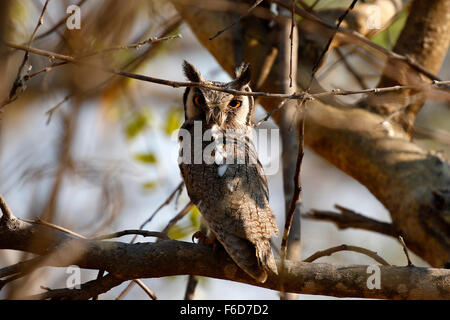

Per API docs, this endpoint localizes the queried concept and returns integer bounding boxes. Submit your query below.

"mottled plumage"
[178,61,279,283]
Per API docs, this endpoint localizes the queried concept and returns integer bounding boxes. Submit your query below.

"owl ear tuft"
[231,62,251,89]
[183,60,202,83]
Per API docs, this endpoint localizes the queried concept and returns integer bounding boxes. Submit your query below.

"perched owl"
[178,61,279,283]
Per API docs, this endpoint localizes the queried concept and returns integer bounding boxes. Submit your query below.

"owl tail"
[217,233,277,283]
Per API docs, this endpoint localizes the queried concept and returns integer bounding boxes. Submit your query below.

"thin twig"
[5,42,450,103]
[22,35,181,82]
[45,93,74,124]
[209,0,265,40]
[303,244,391,266]
[335,47,368,89]
[0,194,14,220]
[308,0,359,85]
[23,61,68,82]
[136,182,184,235]
[81,35,182,57]
[133,279,157,300]
[303,204,397,238]
[116,182,187,300]
[20,217,86,239]
[279,102,304,299]
[160,202,194,236]
[116,281,135,300]
[35,0,88,41]
[398,236,414,267]
[6,0,51,105]
[280,103,304,258]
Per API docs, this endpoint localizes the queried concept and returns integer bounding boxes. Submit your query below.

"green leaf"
[164,107,183,136]
[167,224,189,240]
[371,10,408,49]
[125,111,151,140]
[189,206,201,229]
[134,153,157,164]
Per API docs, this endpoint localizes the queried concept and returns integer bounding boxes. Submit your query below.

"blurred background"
[0,0,449,299]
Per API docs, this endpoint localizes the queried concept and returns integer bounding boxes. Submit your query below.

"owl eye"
[229,99,242,108]
[193,95,205,107]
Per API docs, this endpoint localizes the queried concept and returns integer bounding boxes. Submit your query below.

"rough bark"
[170,0,450,267]
[0,215,449,300]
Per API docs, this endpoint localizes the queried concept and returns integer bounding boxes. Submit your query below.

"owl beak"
[207,107,226,126]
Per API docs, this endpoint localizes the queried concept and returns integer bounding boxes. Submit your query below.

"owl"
[178,61,279,283]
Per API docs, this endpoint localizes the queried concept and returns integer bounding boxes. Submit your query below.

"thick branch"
[0,216,449,299]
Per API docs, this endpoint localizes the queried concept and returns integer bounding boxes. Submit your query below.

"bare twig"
[116,183,188,300]
[23,61,68,82]
[303,244,391,266]
[209,0,265,40]
[398,236,414,267]
[335,47,368,89]
[118,202,194,300]
[81,34,183,57]
[35,0,88,41]
[0,194,14,221]
[303,204,397,238]
[160,202,194,236]
[133,279,157,300]
[5,42,450,103]
[136,182,184,235]
[20,217,86,239]
[115,281,135,300]
[5,0,51,106]
[280,104,304,259]
[308,0,359,82]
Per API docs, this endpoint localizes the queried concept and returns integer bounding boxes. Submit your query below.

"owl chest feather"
[178,120,277,240]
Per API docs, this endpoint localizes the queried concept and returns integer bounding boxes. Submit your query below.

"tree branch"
[303,205,398,238]
[0,215,449,299]
[303,244,390,266]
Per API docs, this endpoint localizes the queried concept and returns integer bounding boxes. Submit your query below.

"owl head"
[182,61,255,129]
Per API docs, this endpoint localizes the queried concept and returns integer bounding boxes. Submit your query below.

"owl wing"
[196,161,279,283]
[179,121,279,282]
